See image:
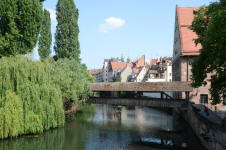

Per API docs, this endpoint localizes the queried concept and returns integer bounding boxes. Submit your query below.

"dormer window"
[193,10,198,16]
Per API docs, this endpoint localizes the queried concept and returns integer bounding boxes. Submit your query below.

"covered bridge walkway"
[89,82,192,108]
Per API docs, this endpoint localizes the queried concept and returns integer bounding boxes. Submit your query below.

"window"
[193,10,198,16]
[174,38,178,44]
[175,26,178,32]
[223,95,226,105]
[200,94,208,104]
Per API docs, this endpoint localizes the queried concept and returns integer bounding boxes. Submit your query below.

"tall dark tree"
[190,0,226,105]
[0,0,43,57]
[54,0,80,61]
[38,9,52,59]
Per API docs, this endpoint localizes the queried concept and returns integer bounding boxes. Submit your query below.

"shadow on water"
[0,104,206,150]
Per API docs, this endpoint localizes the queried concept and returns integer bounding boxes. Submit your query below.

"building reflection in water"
[93,104,173,132]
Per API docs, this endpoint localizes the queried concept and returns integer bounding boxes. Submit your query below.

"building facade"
[120,65,135,82]
[172,5,225,113]
[89,69,103,82]
[145,57,172,82]
[102,55,147,82]
[102,59,113,82]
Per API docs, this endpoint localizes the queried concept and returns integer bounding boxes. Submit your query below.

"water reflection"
[91,105,173,132]
[0,104,205,150]
[0,128,65,150]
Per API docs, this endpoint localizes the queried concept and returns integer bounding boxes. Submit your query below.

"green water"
[0,104,205,150]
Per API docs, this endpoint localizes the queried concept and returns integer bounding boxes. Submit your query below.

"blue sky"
[36,0,217,69]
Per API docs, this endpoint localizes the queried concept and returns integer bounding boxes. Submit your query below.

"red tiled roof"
[133,55,145,67]
[177,6,202,56]
[177,7,199,26]
[111,62,132,72]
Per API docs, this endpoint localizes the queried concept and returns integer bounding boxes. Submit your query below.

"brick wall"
[176,57,226,113]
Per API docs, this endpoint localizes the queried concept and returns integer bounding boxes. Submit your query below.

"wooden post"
[185,92,190,101]
[161,92,164,99]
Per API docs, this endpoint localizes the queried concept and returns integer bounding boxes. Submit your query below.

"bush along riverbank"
[0,56,95,139]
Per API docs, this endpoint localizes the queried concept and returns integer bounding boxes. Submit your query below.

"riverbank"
[180,102,226,150]
[65,102,80,115]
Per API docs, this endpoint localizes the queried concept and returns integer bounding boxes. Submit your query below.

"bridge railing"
[90,82,193,92]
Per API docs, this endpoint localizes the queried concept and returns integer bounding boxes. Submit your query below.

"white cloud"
[45,8,56,22]
[100,17,125,33]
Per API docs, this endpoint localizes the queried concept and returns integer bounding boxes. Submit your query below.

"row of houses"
[89,55,172,83]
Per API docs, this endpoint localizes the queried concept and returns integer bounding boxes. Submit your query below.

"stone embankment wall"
[183,103,226,150]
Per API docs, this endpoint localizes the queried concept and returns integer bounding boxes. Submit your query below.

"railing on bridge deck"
[90,82,193,92]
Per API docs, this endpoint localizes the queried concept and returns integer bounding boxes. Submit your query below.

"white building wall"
[136,67,148,82]
[103,61,109,82]
[146,78,166,82]
[120,66,133,82]
[166,63,172,82]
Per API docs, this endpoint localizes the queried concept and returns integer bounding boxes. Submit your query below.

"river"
[0,104,205,150]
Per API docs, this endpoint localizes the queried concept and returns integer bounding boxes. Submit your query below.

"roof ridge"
[177,6,200,8]
[176,5,184,51]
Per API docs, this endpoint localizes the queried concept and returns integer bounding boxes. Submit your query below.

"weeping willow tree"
[0,56,65,139]
[48,58,95,107]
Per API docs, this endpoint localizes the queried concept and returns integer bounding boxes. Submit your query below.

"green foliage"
[49,58,95,103]
[74,104,95,122]
[0,91,24,138]
[116,77,122,82]
[0,56,65,139]
[0,0,43,57]
[190,0,226,105]
[54,0,80,61]
[0,0,93,140]
[38,9,52,59]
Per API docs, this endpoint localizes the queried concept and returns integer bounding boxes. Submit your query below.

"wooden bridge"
[88,97,187,108]
[90,82,192,92]
[89,82,192,108]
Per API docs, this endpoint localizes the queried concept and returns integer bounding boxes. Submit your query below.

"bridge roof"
[90,82,193,92]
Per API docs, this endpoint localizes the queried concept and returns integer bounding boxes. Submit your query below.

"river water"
[0,104,205,150]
